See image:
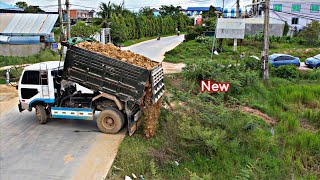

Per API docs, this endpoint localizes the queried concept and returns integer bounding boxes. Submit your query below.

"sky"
[3,0,252,12]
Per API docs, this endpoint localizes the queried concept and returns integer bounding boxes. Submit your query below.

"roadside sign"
[51,43,58,50]
[216,18,245,39]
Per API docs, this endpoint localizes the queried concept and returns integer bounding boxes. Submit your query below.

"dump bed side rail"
[63,45,151,103]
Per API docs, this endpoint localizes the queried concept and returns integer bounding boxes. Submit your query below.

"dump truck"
[10,42,165,135]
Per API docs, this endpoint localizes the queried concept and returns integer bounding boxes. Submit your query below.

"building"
[223,8,244,18]
[68,9,95,24]
[0,2,23,13]
[250,0,320,35]
[0,13,58,56]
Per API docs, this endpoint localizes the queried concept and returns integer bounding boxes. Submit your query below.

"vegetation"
[0,50,59,67]
[165,34,320,64]
[71,21,100,37]
[92,2,192,44]
[15,1,44,13]
[298,21,320,46]
[112,36,320,179]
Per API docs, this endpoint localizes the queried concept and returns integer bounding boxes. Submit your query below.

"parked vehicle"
[269,54,301,67]
[8,42,165,136]
[305,54,320,69]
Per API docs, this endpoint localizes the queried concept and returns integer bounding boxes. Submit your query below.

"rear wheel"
[35,105,48,124]
[97,107,125,134]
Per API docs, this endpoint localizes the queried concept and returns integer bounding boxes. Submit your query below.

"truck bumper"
[18,102,24,112]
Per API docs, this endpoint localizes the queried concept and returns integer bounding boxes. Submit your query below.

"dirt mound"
[76,42,159,70]
[143,85,162,138]
[242,106,276,126]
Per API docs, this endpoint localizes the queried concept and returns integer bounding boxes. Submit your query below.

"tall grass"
[0,50,59,67]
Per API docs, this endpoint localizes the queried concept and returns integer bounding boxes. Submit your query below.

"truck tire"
[97,107,125,134]
[35,105,48,124]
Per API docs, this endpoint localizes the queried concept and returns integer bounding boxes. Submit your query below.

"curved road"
[123,35,186,74]
[0,35,184,180]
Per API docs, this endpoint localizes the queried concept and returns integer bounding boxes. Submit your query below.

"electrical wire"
[270,9,320,21]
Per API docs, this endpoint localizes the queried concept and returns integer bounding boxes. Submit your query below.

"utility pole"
[263,0,270,80]
[236,0,240,18]
[66,0,71,39]
[222,0,225,18]
[58,0,64,41]
[233,0,240,51]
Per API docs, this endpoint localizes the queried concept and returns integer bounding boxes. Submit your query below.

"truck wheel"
[35,105,48,124]
[97,107,125,134]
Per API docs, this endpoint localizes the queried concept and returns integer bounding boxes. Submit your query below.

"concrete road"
[122,35,184,62]
[0,92,125,180]
[123,35,186,74]
[0,36,186,180]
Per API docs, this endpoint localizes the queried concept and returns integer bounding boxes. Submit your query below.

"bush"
[270,65,300,79]
[195,35,212,43]
[186,26,204,41]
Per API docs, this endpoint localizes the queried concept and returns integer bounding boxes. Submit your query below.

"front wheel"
[97,107,125,134]
[35,105,48,124]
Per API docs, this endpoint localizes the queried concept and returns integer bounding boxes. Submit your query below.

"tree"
[24,6,44,13]
[159,5,181,17]
[139,7,154,17]
[15,1,28,9]
[298,21,320,45]
[202,5,217,18]
[71,21,100,38]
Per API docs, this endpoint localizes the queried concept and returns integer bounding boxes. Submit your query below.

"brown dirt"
[162,62,186,74]
[242,106,276,126]
[0,85,18,114]
[143,85,162,138]
[76,42,159,70]
[301,119,316,131]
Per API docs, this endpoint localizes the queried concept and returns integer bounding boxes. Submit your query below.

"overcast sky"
[3,0,252,11]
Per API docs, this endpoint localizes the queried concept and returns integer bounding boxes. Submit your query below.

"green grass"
[122,33,185,47]
[164,39,320,64]
[0,50,59,67]
[112,39,320,179]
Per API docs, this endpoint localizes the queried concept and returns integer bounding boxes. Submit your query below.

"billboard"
[216,18,245,39]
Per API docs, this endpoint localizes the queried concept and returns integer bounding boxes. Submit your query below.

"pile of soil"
[75,42,159,70]
[143,86,162,138]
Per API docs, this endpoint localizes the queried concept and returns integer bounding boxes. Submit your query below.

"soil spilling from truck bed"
[143,85,162,138]
[75,42,159,70]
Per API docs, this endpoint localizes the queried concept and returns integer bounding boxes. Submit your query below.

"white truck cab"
[18,61,62,112]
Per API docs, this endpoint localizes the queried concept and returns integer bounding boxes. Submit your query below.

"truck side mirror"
[6,69,10,85]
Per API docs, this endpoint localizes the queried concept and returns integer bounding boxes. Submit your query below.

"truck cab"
[18,61,60,112]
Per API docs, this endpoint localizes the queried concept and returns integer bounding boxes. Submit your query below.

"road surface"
[0,35,185,180]
[123,35,186,74]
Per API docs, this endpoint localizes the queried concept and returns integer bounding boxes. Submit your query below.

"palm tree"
[97,1,112,19]
[139,7,154,17]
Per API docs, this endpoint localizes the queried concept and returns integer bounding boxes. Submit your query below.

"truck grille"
[150,66,165,104]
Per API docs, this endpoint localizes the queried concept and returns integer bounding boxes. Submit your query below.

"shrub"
[186,26,204,41]
[195,35,212,43]
[270,65,300,79]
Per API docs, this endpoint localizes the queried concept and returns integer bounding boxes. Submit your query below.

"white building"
[251,0,319,35]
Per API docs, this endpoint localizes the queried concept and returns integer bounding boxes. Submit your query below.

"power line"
[270,9,320,21]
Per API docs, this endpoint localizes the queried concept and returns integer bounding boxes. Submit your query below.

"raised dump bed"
[62,43,164,104]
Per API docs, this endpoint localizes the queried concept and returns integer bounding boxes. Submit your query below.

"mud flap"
[125,101,143,136]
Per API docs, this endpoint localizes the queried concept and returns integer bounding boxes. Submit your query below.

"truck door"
[19,70,53,110]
